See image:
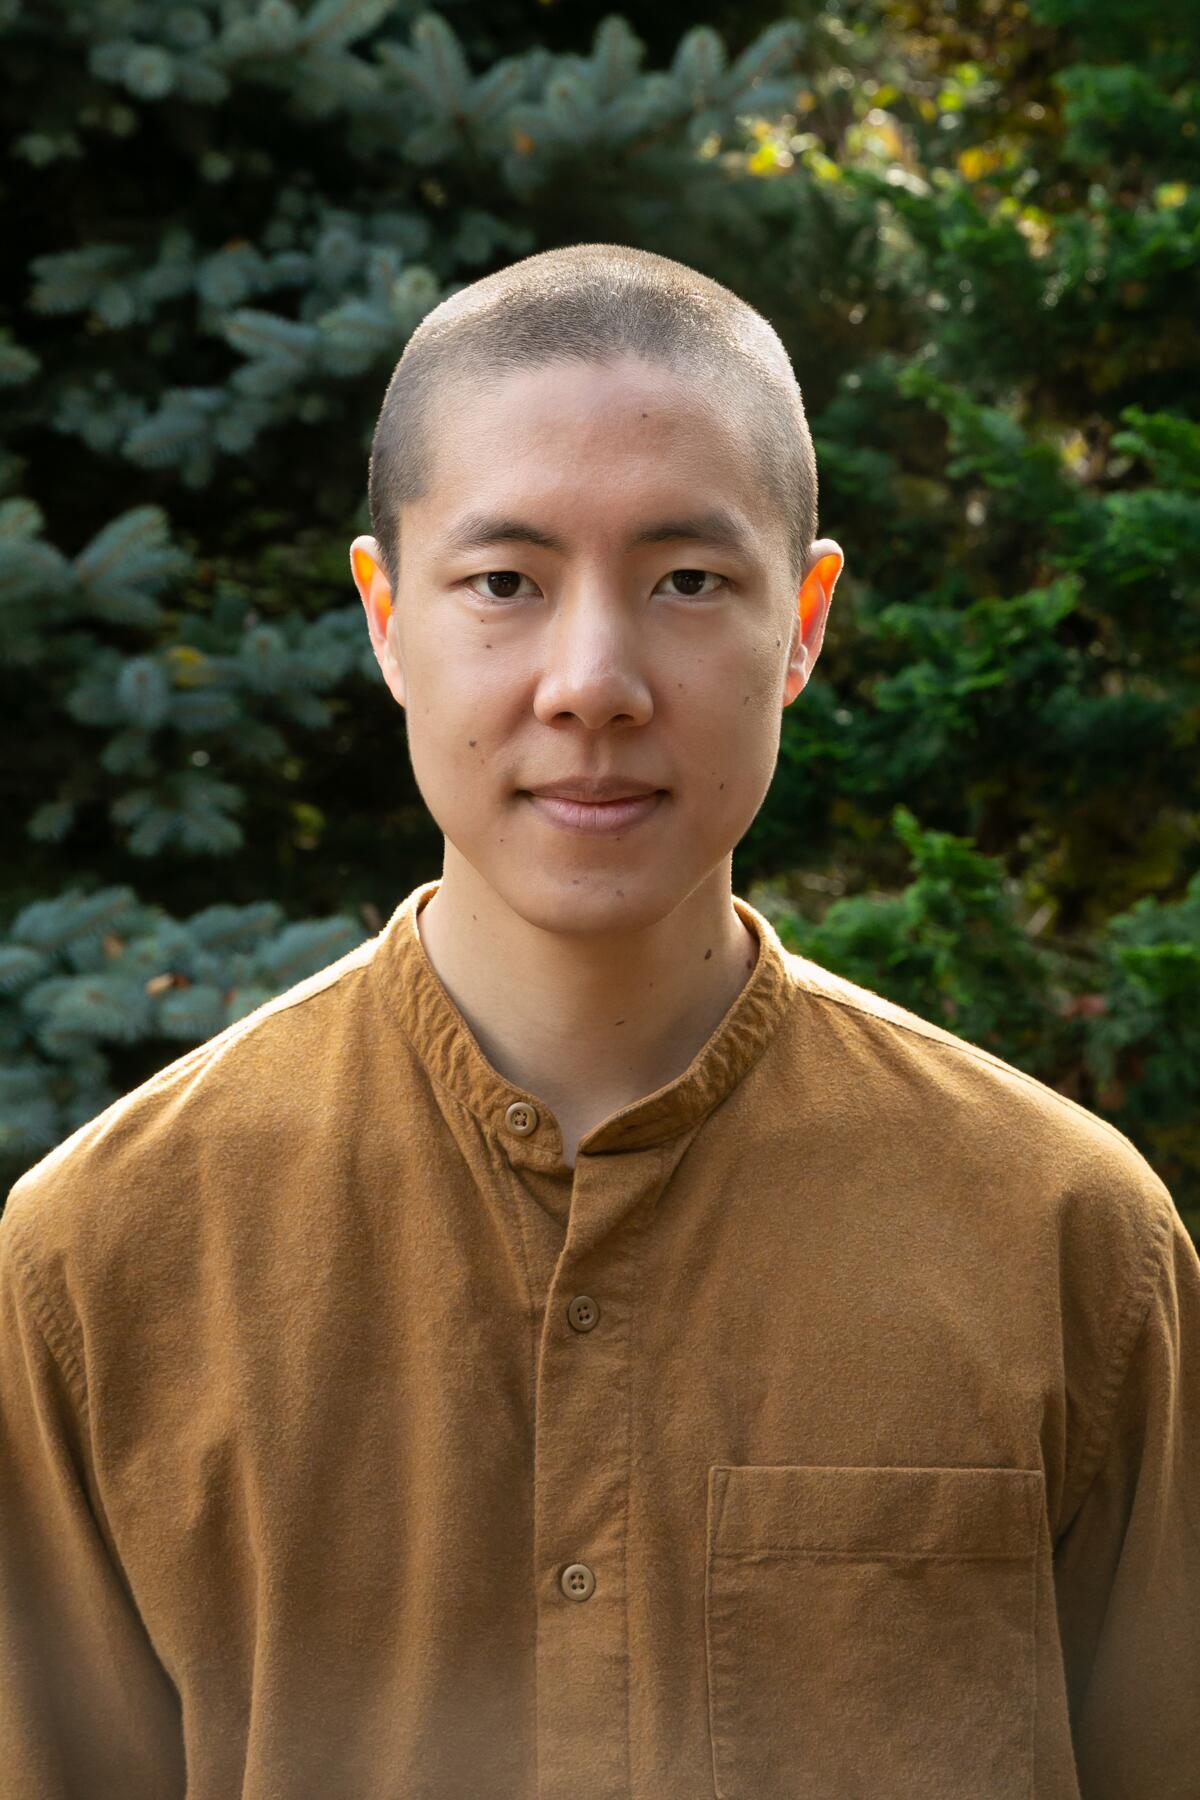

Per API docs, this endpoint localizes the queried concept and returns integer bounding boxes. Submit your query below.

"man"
[1,243,1197,1799]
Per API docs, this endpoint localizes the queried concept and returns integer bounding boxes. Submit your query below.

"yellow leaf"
[805,150,841,182]
[1057,429,1089,474]
[165,644,212,688]
[869,119,904,161]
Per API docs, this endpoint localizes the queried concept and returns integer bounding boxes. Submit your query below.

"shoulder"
[781,946,1175,1265]
[1,926,386,1301]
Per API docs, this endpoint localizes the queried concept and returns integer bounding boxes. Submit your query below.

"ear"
[783,538,843,706]
[350,535,406,710]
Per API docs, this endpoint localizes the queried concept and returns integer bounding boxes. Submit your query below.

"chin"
[494,868,678,936]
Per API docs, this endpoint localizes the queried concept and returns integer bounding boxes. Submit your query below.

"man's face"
[352,355,840,937]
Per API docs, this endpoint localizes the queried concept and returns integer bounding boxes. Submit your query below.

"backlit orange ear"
[354,547,392,623]
[798,555,839,630]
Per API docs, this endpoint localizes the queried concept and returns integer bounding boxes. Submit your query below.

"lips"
[525,791,664,835]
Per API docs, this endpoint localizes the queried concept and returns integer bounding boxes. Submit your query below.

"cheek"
[405,683,509,820]
[697,660,782,800]
[402,648,487,737]
[692,644,779,737]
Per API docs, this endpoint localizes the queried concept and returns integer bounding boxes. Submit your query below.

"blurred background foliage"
[1,0,1197,1242]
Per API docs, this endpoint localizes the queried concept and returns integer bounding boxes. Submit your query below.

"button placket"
[565,1293,599,1593]
[531,1151,673,1797]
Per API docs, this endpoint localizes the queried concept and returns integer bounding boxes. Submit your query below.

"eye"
[657,569,728,599]
[463,571,538,603]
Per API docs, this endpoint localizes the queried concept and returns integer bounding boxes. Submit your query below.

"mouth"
[522,791,665,836]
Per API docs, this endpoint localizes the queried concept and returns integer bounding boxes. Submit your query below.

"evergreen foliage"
[2,0,1197,1241]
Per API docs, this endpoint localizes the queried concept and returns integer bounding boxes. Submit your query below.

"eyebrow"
[434,507,759,563]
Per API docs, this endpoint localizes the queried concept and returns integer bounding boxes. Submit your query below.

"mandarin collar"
[373,879,796,1166]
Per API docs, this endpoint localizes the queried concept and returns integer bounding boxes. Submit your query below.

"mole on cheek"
[468,739,476,747]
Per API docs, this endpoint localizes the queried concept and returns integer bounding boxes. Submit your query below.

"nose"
[530,592,654,731]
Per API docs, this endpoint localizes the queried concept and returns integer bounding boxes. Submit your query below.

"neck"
[414,849,759,1159]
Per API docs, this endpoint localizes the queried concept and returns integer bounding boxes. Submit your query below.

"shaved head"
[366,243,818,599]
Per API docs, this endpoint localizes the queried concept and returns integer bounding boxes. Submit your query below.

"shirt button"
[561,1563,596,1601]
[566,1295,600,1333]
[504,1100,539,1136]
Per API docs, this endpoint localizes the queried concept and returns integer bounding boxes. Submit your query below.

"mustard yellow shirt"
[2,879,1197,1798]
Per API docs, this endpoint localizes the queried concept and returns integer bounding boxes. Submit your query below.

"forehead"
[424,356,762,517]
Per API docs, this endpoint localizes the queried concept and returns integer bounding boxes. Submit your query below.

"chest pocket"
[704,1462,1043,1800]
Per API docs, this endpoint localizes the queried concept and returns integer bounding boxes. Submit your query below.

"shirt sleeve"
[1052,1198,1200,1799]
[0,1207,185,1797]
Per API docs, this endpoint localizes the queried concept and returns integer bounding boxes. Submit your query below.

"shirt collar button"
[504,1100,539,1136]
